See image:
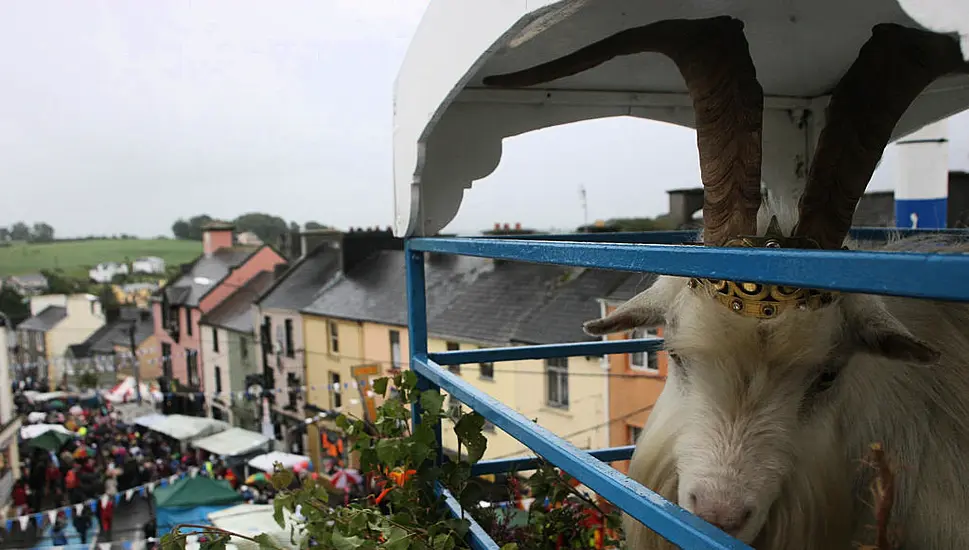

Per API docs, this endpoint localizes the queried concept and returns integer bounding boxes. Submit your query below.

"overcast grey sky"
[2,1,968,238]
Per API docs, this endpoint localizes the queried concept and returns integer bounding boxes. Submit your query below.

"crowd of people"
[12,394,289,546]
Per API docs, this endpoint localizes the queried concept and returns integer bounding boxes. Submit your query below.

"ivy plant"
[161,370,623,550]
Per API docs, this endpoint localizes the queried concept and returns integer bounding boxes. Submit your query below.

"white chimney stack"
[894,119,949,229]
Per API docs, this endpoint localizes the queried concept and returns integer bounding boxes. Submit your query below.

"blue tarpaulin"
[156,505,232,535]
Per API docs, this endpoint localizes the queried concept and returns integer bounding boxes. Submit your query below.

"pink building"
[153,222,286,389]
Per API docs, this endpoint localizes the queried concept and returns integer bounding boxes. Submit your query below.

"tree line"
[0,222,55,243]
[171,213,329,244]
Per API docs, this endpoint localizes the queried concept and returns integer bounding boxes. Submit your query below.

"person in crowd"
[73,506,92,545]
[12,479,28,516]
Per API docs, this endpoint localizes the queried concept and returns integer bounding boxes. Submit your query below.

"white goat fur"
[610,202,969,549]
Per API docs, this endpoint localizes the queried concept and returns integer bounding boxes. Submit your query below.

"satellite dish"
[247,384,263,398]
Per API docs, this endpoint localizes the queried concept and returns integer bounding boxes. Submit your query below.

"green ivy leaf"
[500,544,520,550]
[376,438,402,465]
[253,533,284,550]
[383,526,411,550]
[453,412,488,464]
[271,468,294,490]
[373,377,390,397]
[335,414,350,430]
[420,390,445,417]
[272,494,290,529]
[331,531,365,550]
[402,370,418,390]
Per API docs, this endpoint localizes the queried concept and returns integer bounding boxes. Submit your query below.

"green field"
[0,239,201,278]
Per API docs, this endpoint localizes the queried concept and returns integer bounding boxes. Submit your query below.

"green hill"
[0,239,201,279]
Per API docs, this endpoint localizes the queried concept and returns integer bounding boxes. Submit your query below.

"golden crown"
[689,217,839,319]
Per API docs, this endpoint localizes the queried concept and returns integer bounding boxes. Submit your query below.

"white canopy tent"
[207,504,298,550]
[246,451,309,473]
[192,428,272,458]
[103,376,164,404]
[392,0,969,237]
[148,414,229,442]
[20,423,73,440]
[133,413,167,429]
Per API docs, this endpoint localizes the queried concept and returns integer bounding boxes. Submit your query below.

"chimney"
[273,263,290,280]
[515,222,522,230]
[202,221,235,256]
[300,229,342,259]
[341,227,403,274]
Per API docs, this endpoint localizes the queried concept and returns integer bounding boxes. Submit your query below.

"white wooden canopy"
[393,0,969,237]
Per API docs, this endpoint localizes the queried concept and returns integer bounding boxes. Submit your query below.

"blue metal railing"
[404,228,969,549]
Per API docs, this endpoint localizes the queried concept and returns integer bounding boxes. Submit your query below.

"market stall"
[154,476,243,534]
[246,451,309,475]
[148,415,229,442]
[192,428,272,464]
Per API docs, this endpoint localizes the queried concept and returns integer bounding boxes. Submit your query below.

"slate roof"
[258,244,342,311]
[604,273,659,303]
[512,269,631,345]
[301,250,493,330]
[163,247,259,307]
[18,305,67,332]
[299,249,640,347]
[71,307,155,356]
[430,261,577,345]
[200,271,276,333]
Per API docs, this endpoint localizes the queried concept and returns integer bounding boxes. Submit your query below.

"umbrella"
[69,405,83,416]
[292,461,310,473]
[73,446,94,459]
[329,469,363,491]
[27,430,74,452]
[245,472,270,485]
[47,400,66,410]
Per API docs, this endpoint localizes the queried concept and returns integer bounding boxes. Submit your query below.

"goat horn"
[483,16,763,246]
[794,24,968,249]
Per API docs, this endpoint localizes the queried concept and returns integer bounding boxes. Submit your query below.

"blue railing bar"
[429,338,665,365]
[452,227,969,244]
[413,355,751,549]
[437,483,502,550]
[410,238,969,303]
[405,242,443,462]
[471,445,637,475]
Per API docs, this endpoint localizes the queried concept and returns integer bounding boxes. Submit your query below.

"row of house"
[135,221,668,474]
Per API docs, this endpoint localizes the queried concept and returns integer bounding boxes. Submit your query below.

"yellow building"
[298,250,626,468]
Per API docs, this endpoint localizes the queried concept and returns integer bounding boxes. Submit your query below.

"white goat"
[484,14,969,550]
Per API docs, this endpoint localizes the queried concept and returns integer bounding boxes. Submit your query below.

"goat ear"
[583,276,681,336]
[842,295,940,364]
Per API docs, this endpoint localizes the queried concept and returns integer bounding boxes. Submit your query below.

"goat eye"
[812,369,839,394]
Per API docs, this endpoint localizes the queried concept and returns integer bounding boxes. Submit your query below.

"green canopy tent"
[154,476,244,534]
[26,430,74,452]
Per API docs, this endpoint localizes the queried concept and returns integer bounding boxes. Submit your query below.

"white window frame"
[629,328,660,373]
[545,357,569,408]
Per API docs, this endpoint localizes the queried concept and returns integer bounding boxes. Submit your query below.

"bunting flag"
[6,472,188,533]
[100,543,112,550]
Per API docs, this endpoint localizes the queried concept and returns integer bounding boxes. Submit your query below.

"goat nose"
[688,491,753,535]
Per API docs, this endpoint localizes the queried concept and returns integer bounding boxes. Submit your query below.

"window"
[479,362,494,380]
[545,357,569,408]
[240,336,249,361]
[187,351,199,387]
[284,319,295,358]
[287,373,300,410]
[389,330,402,370]
[215,366,222,394]
[630,328,660,372]
[328,321,340,354]
[161,343,173,379]
[446,342,461,374]
[329,372,342,409]
[447,394,462,418]
[185,309,193,336]
[261,317,272,356]
[628,425,643,445]
[212,328,219,352]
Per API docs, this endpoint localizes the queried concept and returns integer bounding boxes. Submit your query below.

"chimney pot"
[515,222,522,230]
[503,223,510,230]
[494,223,500,230]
